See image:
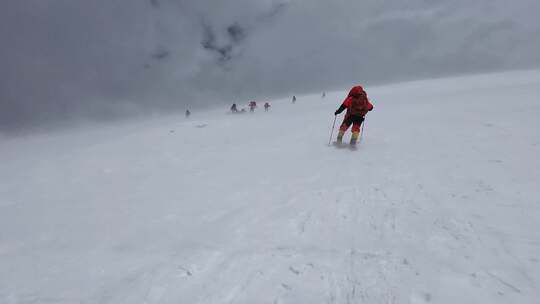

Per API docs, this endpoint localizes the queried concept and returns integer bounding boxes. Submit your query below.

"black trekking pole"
[328,115,337,146]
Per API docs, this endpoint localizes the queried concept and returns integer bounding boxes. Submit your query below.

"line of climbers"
[230,101,271,114]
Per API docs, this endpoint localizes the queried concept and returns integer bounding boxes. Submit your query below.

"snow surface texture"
[1,70,540,303]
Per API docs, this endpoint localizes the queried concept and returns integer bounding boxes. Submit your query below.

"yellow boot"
[350,131,360,146]
[336,130,345,143]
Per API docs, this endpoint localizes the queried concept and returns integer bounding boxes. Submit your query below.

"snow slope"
[1,70,540,303]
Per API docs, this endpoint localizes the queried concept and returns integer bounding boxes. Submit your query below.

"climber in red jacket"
[334,85,374,146]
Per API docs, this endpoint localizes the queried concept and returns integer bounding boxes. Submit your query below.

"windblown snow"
[1,70,540,303]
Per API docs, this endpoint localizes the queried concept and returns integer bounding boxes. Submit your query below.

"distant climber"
[322,92,326,98]
[334,86,373,146]
[185,109,191,118]
[249,101,257,112]
[264,102,271,112]
[292,95,296,103]
[231,103,238,113]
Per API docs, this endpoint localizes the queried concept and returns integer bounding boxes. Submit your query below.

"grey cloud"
[227,23,246,44]
[149,0,160,9]
[151,48,170,60]
[201,23,235,63]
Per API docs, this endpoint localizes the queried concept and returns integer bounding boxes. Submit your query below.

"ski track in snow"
[1,70,540,303]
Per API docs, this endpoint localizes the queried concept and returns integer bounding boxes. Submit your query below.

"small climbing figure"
[249,101,257,112]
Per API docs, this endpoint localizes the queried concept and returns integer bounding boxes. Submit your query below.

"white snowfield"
[1,70,540,303]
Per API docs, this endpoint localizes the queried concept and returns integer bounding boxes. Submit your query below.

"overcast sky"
[2,0,540,131]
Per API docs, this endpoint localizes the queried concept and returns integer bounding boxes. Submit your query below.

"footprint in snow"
[177,266,192,277]
[289,266,300,275]
[411,291,432,303]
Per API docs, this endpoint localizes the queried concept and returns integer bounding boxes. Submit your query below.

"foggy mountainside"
[1,71,540,303]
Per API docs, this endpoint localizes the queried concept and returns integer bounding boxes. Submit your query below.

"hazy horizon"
[2,0,540,131]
